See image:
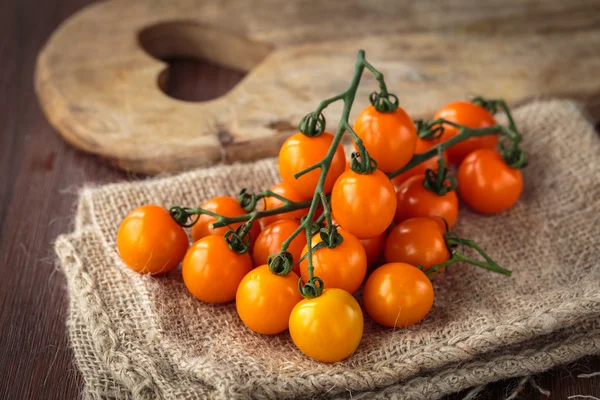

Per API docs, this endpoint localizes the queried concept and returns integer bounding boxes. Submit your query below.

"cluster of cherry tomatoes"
[117,98,523,364]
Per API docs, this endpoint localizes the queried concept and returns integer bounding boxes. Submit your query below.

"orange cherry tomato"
[182,235,252,303]
[457,149,523,214]
[395,174,459,228]
[433,101,499,165]
[384,217,450,270]
[360,232,386,268]
[289,288,363,362]
[260,182,310,228]
[363,262,434,328]
[191,196,261,247]
[391,139,447,189]
[331,169,397,239]
[117,205,189,275]
[299,228,367,294]
[278,132,346,198]
[353,105,418,173]
[252,220,306,275]
[236,265,303,334]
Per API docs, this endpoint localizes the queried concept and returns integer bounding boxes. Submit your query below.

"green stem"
[425,235,512,279]
[273,49,393,297]
[363,58,388,94]
[171,197,312,229]
[387,120,516,179]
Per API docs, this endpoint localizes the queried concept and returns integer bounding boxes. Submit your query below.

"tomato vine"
[165,50,526,298]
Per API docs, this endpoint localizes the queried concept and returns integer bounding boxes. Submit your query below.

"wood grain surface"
[35,0,600,174]
[2,1,600,399]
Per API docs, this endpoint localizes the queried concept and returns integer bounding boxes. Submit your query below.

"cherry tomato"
[395,174,458,228]
[331,169,397,239]
[289,288,363,362]
[117,205,189,275]
[353,105,417,173]
[260,182,310,228]
[385,217,449,270]
[391,139,447,189]
[457,149,523,214]
[299,229,367,294]
[278,132,346,198]
[361,232,386,268]
[182,235,252,303]
[252,220,306,275]
[433,101,499,165]
[363,262,434,328]
[236,265,303,334]
[191,196,261,247]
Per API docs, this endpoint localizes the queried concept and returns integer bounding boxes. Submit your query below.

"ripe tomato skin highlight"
[191,196,261,247]
[260,182,310,228]
[278,132,346,198]
[182,235,253,303]
[252,220,306,275]
[363,262,434,328]
[289,288,363,363]
[457,149,523,214]
[299,228,367,294]
[353,105,418,173]
[236,265,303,335]
[395,174,459,228]
[385,217,450,270]
[360,232,386,268]
[391,139,447,189]
[331,169,397,239]
[117,205,189,275]
[433,101,499,165]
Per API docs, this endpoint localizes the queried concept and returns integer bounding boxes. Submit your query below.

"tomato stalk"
[472,96,527,169]
[387,119,526,179]
[168,52,522,296]
[424,232,512,279]
[290,50,381,297]
[344,121,379,174]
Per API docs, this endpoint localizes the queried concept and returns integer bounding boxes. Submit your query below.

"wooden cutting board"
[35,0,600,174]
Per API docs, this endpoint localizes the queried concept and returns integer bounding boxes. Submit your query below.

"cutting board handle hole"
[138,20,273,102]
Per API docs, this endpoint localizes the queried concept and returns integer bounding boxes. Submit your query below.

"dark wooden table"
[1,1,599,398]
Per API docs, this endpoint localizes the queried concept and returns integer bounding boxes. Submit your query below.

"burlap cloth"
[55,100,600,400]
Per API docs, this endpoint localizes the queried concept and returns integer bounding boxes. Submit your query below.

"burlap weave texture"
[56,100,600,399]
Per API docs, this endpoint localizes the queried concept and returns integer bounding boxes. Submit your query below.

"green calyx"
[169,206,199,227]
[421,148,456,196]
[224,224,252,255]
[370,91,399,113]
[238,188,258,212]
[499,136,528,169]
[298,112,326,137]
[349,151,378,174]
[298,276,324,299]
[268,252,295,276]
[415,118,445,141]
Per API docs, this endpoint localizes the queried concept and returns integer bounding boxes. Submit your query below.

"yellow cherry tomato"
[289,288,363,362]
